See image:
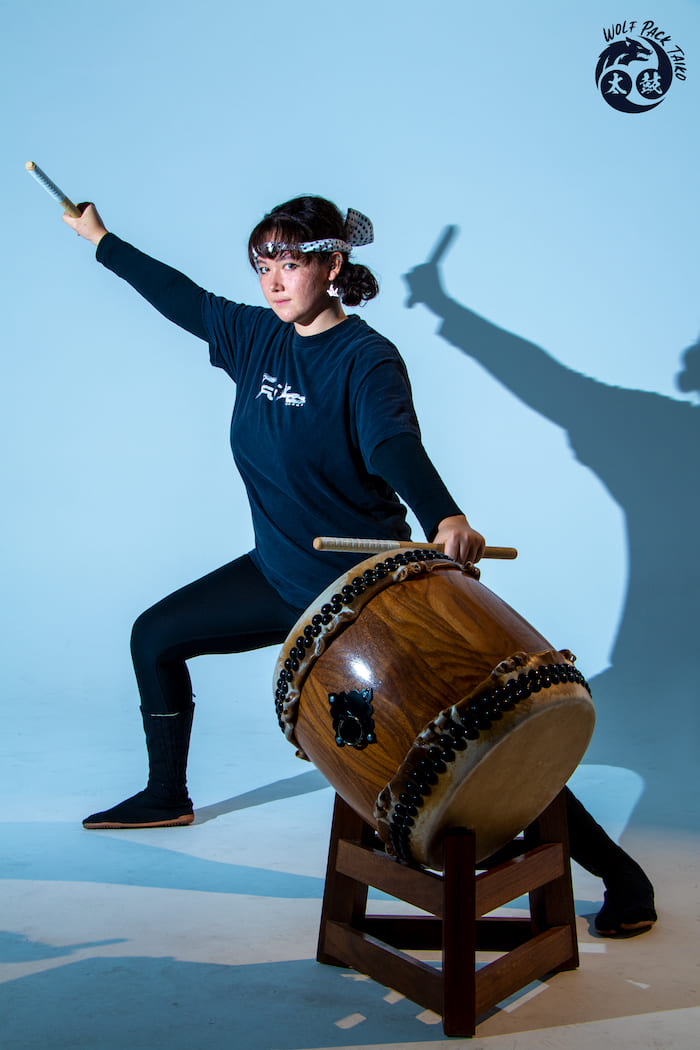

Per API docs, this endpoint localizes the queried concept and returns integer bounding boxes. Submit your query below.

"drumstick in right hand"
[313,537,517,559]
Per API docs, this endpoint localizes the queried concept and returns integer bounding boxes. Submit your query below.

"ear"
[327,251,343,283]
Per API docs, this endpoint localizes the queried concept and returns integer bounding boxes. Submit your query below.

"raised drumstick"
[25,161,81,218]
[313,537,517,559]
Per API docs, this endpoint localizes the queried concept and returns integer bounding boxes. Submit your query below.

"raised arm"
[62,203,207,339]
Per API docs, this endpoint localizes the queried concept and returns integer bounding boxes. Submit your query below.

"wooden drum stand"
[317,789,578,1038]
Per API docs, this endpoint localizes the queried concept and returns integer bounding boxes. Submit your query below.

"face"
[256,251,342,332]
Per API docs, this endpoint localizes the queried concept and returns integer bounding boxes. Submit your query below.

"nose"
[268,266,284,291]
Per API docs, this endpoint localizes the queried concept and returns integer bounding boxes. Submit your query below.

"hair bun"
[335,261,379,307]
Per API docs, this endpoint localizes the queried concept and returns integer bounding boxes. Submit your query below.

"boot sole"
[83,813,195,829]
[596,917,657,936]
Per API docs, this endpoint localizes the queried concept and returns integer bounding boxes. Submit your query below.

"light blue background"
[2,0,699,832]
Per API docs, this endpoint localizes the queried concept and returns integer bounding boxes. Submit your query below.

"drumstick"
[313,537,517,559]
[25,161,81,218]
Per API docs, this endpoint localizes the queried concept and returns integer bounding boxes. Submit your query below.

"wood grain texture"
[287,558,593,864]
[316,793,580,1038]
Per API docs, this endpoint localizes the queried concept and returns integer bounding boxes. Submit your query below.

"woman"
[62,195,655,935]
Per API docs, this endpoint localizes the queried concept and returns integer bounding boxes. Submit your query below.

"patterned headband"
[257,207,374,258]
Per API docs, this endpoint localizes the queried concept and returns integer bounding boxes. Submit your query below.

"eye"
[284,261,298,270]
[258,264,269,275]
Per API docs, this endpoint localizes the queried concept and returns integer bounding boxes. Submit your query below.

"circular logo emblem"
[596,36,674,112]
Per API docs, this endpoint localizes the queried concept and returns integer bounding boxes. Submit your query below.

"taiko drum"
[273,549,595,868]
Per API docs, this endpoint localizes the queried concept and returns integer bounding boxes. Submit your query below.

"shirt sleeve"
[200,295,279,384]
[370,432,463,540]
[352,355,421,467]
[96,233,207,339]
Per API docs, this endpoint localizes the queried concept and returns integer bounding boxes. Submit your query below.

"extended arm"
[62,204,207,339]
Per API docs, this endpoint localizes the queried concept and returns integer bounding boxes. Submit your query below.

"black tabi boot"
[83,704,195,829]
[565,787,657,935]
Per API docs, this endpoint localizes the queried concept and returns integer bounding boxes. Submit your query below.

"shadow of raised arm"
[403,230,596,425]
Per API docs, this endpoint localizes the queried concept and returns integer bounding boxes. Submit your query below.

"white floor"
[2,655,698,1049]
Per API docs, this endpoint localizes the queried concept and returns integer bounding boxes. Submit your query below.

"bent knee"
[130,603,172,665]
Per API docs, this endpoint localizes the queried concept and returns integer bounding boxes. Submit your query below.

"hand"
[403,262,450,314]
[433,514,485,566]
[61,202,108,246]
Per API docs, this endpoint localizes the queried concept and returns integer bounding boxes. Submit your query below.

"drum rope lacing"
[273,548,453,731]
[383,660,592,865]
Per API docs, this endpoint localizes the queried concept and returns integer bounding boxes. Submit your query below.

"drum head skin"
[273,550,595,870]
[374,652,595,867]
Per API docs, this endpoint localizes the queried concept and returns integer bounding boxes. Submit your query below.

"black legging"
[130,554,304,715]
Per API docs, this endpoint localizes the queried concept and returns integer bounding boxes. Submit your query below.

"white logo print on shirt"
[256,373,306,407]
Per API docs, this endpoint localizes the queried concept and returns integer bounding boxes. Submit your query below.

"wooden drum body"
[273,550,595,868]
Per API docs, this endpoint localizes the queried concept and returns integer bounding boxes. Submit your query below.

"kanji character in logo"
[638,70,663,97]
[604,71,632,96]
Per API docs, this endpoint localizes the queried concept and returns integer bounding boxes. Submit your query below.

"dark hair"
[247,195,379,307]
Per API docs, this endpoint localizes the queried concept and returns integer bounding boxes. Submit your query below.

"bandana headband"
[257,207,373,258]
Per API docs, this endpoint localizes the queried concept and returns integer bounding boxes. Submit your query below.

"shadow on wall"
[404,227,700,832]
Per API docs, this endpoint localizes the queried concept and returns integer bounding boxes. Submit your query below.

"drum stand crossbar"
[317,790,579,1037]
